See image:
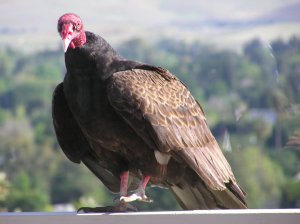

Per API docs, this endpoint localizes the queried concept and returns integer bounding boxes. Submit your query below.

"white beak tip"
[62,38,72,53]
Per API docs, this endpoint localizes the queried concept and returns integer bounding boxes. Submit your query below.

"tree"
[226,146,285,208]
[0,172,10,211]
[5,172,50,211]
[0,36,300,210]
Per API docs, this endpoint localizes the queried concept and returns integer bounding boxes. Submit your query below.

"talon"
[77,202,138,213]
[116,202,138,212]
[141,195,153,203]
[77,206,115,213]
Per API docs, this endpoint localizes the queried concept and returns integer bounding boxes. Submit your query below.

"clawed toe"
[77,202,138,213]
[77,206,115,213]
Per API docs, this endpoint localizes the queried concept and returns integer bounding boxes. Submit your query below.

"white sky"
[0,0,299,50]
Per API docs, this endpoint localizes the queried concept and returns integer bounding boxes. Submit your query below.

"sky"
[0,0,299,51]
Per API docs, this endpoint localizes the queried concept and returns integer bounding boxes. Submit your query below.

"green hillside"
[0,36,300,211]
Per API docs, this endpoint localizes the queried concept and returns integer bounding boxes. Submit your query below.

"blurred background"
[0,0,300,211]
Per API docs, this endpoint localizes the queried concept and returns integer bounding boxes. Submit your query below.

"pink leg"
[120,171,129,197]
[78,171,139,213]
[139,175,150,192]
[120,175,153,203]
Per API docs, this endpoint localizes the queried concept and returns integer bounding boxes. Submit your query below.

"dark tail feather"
[170,182,215,209]
[170,180,247,210]
[225,180,247,206]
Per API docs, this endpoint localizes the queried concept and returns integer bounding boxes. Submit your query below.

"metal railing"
[1,209,300,224]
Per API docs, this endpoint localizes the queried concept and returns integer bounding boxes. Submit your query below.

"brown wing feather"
[107,68,242,195]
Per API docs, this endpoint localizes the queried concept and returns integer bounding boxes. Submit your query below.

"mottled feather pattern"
[55,15,246,210]
[107,68,238,191]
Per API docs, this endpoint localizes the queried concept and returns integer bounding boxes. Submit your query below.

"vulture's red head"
[57,13,86,52]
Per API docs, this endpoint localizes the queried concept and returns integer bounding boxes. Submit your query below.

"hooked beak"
[62,38,72,53]
[60,24,74,53]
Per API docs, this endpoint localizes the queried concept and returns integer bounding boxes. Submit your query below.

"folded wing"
[107,68,246,206]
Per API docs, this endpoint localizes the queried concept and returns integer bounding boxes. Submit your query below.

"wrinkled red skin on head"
[60,23,73,39]
[60,23,76,49]
[57,13,86,50]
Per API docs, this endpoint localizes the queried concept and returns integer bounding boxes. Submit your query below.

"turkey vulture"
[53,13,247,212]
